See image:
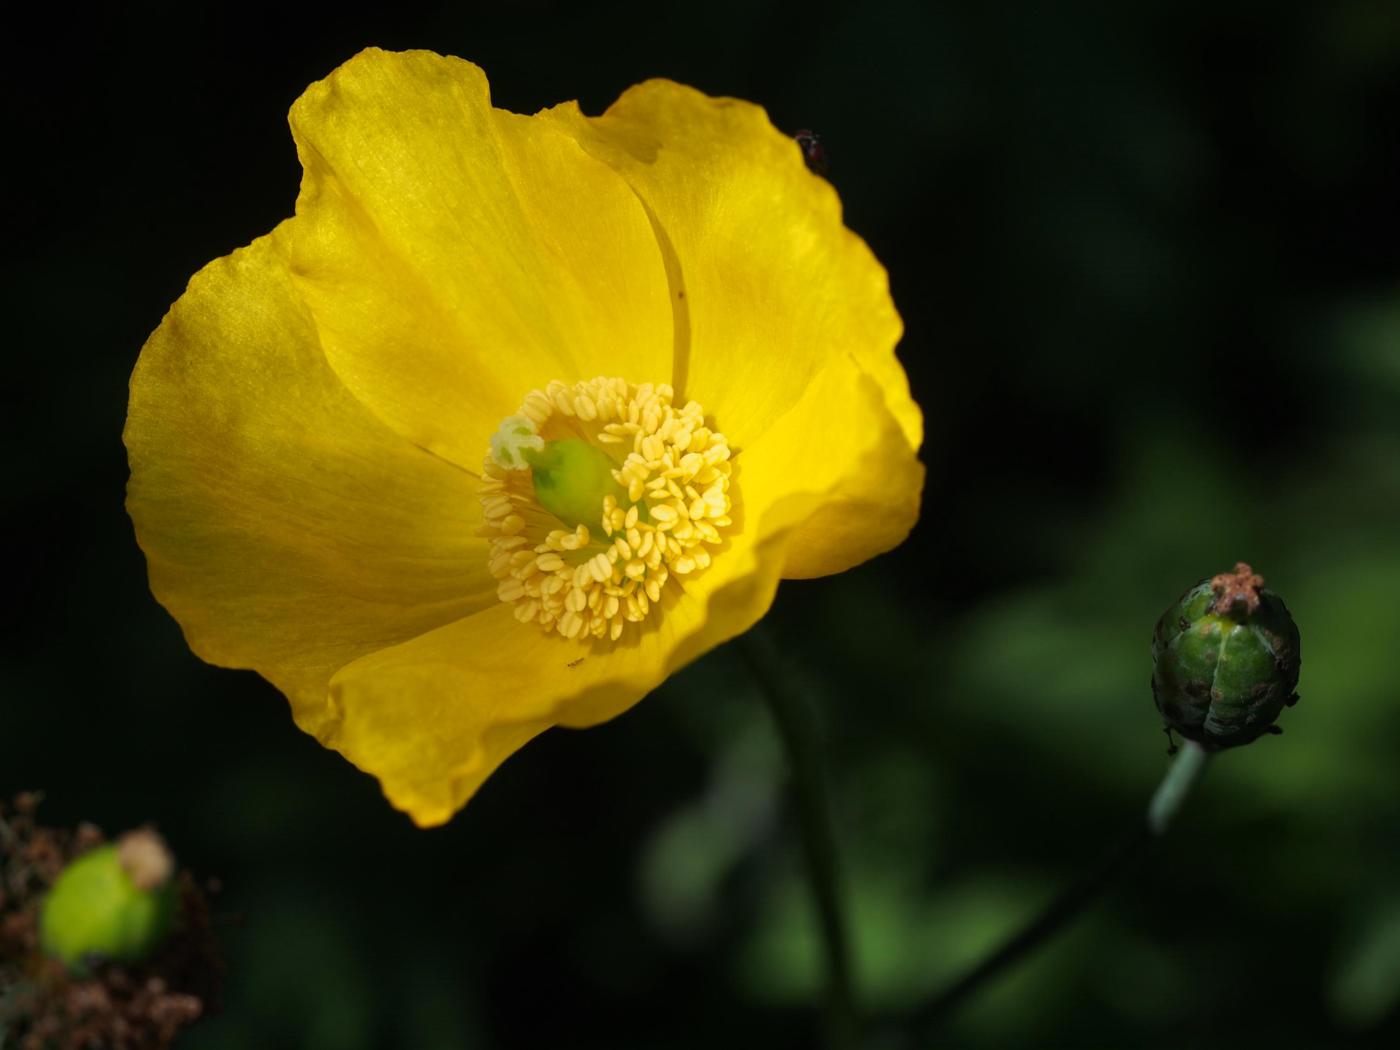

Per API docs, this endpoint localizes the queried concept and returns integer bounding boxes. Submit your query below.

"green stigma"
[524,438,627,533]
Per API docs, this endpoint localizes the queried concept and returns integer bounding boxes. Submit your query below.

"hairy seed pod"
[1151,562,1301,750]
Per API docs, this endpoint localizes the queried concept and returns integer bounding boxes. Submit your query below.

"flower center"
[479,378,734,641]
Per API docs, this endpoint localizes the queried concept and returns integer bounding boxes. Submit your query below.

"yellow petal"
[125,226,493,738]
[325,604,667,827]
[544,80,923,454]
[283,49,675,470]
[739,353,925,579]
[325,354,916,826]
[327,556,782,827]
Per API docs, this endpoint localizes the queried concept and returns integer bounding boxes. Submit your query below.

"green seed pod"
[1151,562,1301,750]
[39,829,178,972]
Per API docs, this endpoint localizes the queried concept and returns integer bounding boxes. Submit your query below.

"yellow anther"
[479,377,734,642]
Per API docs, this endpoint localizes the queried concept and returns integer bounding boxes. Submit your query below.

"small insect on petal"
[793,129,830,176]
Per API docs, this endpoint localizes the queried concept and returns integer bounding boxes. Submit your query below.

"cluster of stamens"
[479,377,734,641]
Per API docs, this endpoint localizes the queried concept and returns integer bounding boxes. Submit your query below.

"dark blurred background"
[4,0,1400,1046]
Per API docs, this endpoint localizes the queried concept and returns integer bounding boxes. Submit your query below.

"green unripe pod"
[39,829,178,972]
[1151,562,1301,750]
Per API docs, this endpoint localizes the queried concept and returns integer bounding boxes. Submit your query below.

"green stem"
[903,739,1212,1034]
[740,627,857,1050]
[1147,740,1211,835]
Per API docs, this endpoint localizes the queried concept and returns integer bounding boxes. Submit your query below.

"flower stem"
[904,740,1211,1034]
[740,626,857,1050]
[1147,740,1211,835]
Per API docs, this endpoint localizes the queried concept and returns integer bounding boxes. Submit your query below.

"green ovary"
[524,439,627,534]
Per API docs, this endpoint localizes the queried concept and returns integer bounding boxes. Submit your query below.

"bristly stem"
[903,740,1212,1035]
[740,626,857,1050]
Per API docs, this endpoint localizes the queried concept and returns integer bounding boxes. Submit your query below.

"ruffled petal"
[327,556,781,827]
[326,605,676,827]
[736,352,924,579]
[283,49,675,470]
[544,80,923,454]
[325,353,916,825]
[125,227,493,738]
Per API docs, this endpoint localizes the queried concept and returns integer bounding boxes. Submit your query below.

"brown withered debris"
[0,793,221,1049]
[1210,561,1266,617]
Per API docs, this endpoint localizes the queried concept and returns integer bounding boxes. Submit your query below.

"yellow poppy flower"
[125,48,923,827]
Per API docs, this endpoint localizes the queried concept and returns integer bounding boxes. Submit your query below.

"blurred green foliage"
[3,0,1399,1047]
